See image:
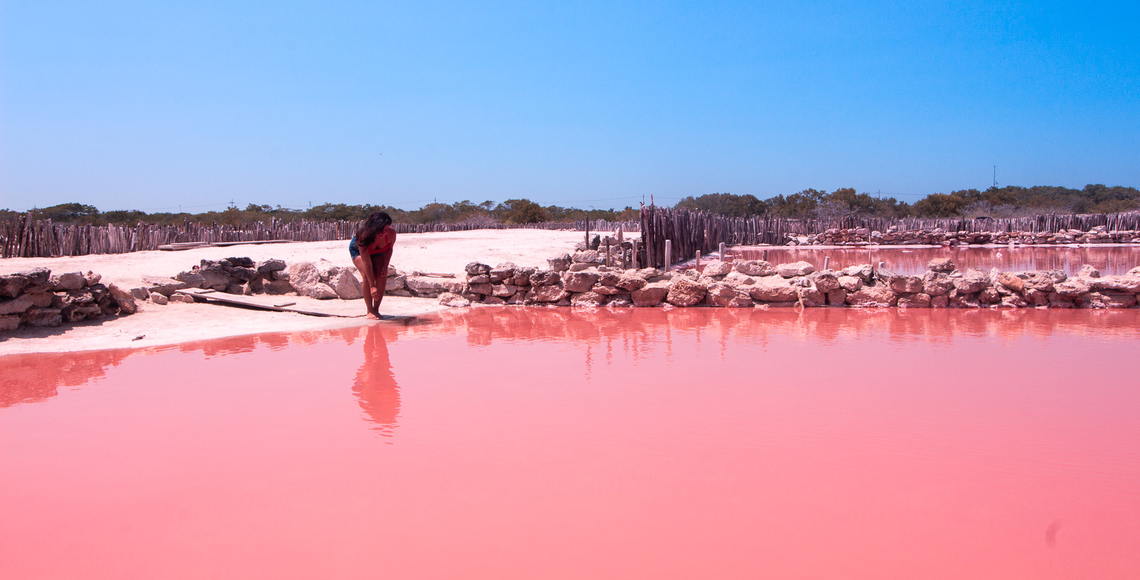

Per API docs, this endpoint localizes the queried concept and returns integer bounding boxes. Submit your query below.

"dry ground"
[0,229,594,355]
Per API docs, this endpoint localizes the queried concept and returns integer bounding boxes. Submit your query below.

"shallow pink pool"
[3,308,1139,579]
[728,245,1140,275]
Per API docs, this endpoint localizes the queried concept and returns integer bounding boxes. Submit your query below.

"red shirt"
[361,226,396,255]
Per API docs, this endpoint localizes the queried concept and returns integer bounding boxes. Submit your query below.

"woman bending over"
[350,211,396,319]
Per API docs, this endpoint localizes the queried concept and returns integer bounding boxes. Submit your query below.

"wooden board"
[174,288,364,318]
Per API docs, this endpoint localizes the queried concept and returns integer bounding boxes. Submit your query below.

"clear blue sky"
[2,1,1137,213]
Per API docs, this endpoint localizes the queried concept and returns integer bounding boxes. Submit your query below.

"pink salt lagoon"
[2,307,1139,579]
[729,245,1140,275]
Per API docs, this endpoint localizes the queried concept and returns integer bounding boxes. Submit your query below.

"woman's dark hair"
[357,211,393,246]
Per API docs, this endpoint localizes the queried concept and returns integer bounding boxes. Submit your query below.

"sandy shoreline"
[0,229,588,355]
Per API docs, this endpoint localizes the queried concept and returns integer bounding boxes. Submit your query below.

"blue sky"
[2,1,1138,213]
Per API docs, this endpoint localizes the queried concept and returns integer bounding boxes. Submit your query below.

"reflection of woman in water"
[352,325,401,436]
[350,211,397,320]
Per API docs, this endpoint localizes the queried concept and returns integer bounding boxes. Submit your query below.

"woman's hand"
[371,286,383,301]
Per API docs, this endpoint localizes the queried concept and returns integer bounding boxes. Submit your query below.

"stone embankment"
[437,252,1140,310]
[0,269,138,331]
[790,224,1140,246]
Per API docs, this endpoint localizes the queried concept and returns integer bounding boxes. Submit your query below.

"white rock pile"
[438,255,1140,310]
[0,268,138,331]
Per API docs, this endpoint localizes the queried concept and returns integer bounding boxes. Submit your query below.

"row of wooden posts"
[0,215,640,258]
[635,205,1140,269]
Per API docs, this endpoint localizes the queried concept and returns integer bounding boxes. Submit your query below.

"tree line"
[676,184,1140,220]
[1,199,639,228]
[4,184,1138,227]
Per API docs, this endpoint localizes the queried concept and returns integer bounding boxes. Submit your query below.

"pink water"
[729,245,1140,275]
[2,308,1139,579]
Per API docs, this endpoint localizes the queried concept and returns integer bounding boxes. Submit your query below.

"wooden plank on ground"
[174,288,364,318]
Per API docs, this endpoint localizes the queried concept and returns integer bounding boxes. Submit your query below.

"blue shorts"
[348,236,360,260]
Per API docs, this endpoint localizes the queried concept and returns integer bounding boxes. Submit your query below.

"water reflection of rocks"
[4,307,1138,410]
[352,326,401,436]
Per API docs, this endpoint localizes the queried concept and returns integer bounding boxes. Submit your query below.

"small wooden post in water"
[605,239,612,267]
[719,242,726,261]
[665,239,672,270]
[695,250,701,270]
[824,256,830,270]
[763,249,769,262]
[632,239,639,269]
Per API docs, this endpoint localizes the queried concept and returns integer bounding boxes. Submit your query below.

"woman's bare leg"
[353,255,380,319]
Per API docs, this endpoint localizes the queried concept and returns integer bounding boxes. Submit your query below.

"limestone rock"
[490,263,517,283]
[108,284,138,315]
[525,285,570,303]
[701,260,733,277]
[438,292,471,308]
[1022,272,1055,293]
[28,292,53,308]
[547,254,573,271]
[889,276,923,294]
[748,277,797,302]
[897,293,931,308]
[264,279,295,295]
[83,272,102,286]
[22,307,62,327]
[838,275,863,292]
[144,277,189,297]
[571,291,608,307]
[1053,278,1090,298]
[812,272,841,293]
[734,260,777,277]
[846,285,897,307]
[467,283,494,295]
[615,274,647,292]
[927,258,956,273]
[465,262,491,276]
[130,287,149,300]
[231,266,257,282]
[997,272,1024,292]
[631,283,669,307]
[529,270,562,287]
[492,284,518,297]
[562,271,600,293]
[954,270,989,294]
[329,270,364,299]
[175,271,206,288]
[931,294,949,308]
[257,259,287,274]
[777,261,815,278]
[0,294,35,315]
[798,286,826,307]
[406,277,450,298]
[665,278,707,307]
[0,274,28,298]
[199,264,231,290]
[841,264,874,282]
[149,292,169,305]
[571,250,599,264]
[0,315,19,331]
[385,275,407,292]
[1076,264,1101,278]
[54,272,86,291]
[1089,275,1140,293]
[922,272,954,296]
[826,289,847,307]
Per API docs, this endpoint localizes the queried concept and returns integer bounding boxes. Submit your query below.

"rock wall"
[0,269,138,331]
[437,254,1140,310]
[790,224,1140,246]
